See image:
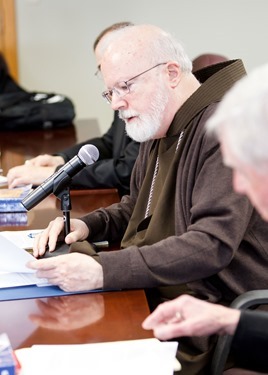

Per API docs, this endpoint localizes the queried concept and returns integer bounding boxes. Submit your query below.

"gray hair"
[147,30,193,73]
[206,63,268,172]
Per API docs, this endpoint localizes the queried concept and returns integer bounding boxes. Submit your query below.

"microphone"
[22,144,99,210]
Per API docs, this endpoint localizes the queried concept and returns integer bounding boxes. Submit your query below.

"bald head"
[103,25,164,64]
[101,24,192,80]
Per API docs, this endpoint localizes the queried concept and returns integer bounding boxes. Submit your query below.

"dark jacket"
[55,111,139,197]
[80,60,268,303]
[77,60,268,366]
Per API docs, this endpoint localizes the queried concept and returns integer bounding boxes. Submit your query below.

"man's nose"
[110,94,128,111]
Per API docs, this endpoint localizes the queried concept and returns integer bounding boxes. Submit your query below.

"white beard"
[119,84,169,143]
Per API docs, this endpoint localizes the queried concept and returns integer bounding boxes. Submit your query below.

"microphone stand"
[57,187,72,236]
[52,172,72,236]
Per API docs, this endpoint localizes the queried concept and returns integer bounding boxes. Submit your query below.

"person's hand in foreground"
[24,154,65,167]
[142,294,241,340]
[32,217,90,257]
[27,252,103,292]
[7,154,64,188]
[28,217,101,292]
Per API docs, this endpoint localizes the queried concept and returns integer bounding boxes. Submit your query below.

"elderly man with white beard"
[27,25,268,374]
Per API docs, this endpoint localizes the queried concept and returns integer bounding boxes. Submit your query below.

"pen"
[28,232,42,239]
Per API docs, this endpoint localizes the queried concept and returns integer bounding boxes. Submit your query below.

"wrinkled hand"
[24,154,65,167]
[33,217,90,257]
[7,154,65,188]
[27,252,103,292]
[29,294,105,330]
[142,294,241,340]
[7,164,55,188]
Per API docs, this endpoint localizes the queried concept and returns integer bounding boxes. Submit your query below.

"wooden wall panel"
[0,0,18,80]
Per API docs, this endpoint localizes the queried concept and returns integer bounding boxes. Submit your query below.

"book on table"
[0,185,32,213]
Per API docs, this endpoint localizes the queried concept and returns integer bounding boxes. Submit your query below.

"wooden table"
[0,290,152,350]
[0,120,153,348]
[0,119,99,174]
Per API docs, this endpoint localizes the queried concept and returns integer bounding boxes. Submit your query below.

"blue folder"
[0,285,101,301]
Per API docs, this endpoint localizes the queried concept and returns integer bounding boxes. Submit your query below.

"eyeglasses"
[102,62,167,104]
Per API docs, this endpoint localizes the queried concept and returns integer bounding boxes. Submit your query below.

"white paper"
[15,338,180,375]
[0,235,49,288]
[0,230,107,289]
[0,229,43,249]
[0,271,47,288]
[0,229,108,249]
[0,235,35,273]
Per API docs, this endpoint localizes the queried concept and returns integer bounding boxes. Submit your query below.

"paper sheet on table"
[0,235,35,273]
[0,229,43,249]
[15,338,181,375]
[0,230,108,289]
[0,229,109,250]
[0,271,50,288]
[0,235,49,288]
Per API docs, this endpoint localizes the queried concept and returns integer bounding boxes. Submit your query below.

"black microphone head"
[78,144,99,165]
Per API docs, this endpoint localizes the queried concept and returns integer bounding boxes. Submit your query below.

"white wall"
[15,0,268,135]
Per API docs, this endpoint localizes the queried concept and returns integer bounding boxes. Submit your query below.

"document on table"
[0,229,109,250]
[15,338,181,375]
[0,229,43,249]
[0,234,49,288]
[0,230,108,289]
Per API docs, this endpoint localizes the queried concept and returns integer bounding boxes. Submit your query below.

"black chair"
[211,289,268,375]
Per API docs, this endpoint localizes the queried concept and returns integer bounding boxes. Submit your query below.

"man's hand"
[7,155,65,188]
[27,252,104,292]
[142,294,241,340]
[24,154,65,167]
[7,164,55,188]
[33,217,90,257]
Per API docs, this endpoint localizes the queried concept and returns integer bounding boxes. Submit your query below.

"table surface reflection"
[0,290,152,349]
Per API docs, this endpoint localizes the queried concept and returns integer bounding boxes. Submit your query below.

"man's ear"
[166,62,181,88]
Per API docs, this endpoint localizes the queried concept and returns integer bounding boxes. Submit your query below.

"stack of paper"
[0,229,43,249]
[15,339,181,375]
